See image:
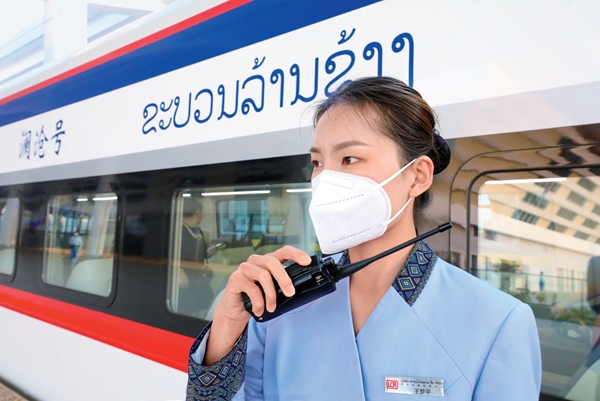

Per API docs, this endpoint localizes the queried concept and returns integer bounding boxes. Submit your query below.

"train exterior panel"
[0,1,599,400]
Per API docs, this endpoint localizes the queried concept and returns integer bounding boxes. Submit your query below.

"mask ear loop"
[375,158,418,190]
[376,158,417,226]
[382,197,413,226]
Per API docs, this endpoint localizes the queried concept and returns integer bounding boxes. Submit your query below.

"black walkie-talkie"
[241,222,452,322]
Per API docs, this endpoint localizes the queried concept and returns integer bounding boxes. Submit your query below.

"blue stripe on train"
[0,0,379,127]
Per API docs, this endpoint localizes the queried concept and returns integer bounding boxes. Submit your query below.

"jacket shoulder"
[413,258,538,389]
[432,257,522,311]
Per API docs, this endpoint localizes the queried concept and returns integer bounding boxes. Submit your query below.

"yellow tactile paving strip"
[0,382,28,401]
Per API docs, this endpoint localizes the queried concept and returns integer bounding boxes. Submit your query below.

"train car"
[0,0,599,400]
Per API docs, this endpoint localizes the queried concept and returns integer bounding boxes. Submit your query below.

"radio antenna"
[332,222,452,281]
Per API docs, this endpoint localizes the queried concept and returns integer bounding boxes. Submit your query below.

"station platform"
[0,381,29,401]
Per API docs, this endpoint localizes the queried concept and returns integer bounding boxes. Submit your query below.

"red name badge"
[386,379,399,390]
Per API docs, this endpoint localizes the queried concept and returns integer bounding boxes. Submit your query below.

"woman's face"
[310,104,414,219]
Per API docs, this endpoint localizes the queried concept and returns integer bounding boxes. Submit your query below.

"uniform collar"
[338,240,437,306]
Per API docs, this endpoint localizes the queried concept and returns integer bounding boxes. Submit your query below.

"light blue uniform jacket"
[189,256,541,400]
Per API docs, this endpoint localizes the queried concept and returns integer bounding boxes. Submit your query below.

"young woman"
[186,77,542,400]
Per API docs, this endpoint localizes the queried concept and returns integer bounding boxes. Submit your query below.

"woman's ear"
[408,156,434,198]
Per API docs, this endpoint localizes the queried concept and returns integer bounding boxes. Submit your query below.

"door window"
[473,169,600,400]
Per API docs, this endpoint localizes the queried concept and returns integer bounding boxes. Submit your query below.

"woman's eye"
[342,157,359,165]
[312,160,323,168]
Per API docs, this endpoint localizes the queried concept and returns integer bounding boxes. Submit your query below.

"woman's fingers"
[271,245,312,266]
[238,261,280,313]
[222,270,266,318]
[221,246,313,318]
[234,272,268,316]
[264,246,312,297]
[246,253,291,298]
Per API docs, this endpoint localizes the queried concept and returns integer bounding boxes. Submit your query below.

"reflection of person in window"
[68,232,83,262]
[588,256,600,350]
[179,199,218,317]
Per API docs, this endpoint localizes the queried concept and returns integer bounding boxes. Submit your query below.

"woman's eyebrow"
[332,140,371,152]
[309,140,371,154]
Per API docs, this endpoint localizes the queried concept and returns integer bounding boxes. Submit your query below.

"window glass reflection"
[168,185,315,320]
[475,171,600,400]
[43,193,117,297]
[0,197,20,275]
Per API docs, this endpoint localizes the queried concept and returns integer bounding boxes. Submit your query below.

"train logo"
[386,379,399,390]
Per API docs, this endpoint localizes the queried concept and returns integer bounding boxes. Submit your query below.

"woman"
[187,77,541,400]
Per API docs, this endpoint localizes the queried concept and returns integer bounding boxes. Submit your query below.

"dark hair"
[183,198,203,218]
[313,76,451,216]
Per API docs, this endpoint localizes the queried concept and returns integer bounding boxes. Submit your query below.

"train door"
[453,127,600,400]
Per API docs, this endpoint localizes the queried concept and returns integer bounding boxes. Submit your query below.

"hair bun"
[431,129,451,175]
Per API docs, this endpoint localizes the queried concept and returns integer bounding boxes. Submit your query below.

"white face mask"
[309,159,416,255]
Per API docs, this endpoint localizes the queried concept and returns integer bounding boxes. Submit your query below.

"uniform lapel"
[356,287,464,400]
[265,278,366,400]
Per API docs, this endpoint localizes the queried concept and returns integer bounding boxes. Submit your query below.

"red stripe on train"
[0,0,252,107]
[0,284,195,372]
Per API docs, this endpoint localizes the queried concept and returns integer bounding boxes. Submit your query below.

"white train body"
[0,1,599,400]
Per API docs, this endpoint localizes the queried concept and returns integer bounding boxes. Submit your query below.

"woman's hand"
[204,246,311,365]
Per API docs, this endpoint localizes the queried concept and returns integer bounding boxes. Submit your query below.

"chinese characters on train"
[19,120,65,160]
[142,29,414,134]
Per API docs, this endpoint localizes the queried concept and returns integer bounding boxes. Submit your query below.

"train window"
[168,184,316,320]
[43,193,118,297]
[472,169,600,400]
[0,197,20,276]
